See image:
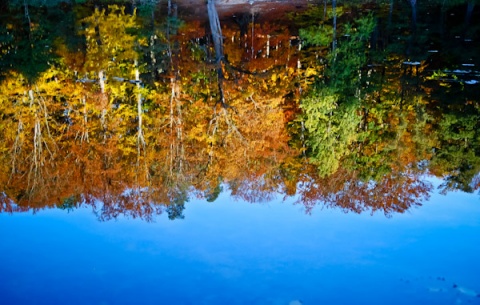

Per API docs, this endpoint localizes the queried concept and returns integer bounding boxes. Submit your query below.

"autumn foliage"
[1,1,478,220]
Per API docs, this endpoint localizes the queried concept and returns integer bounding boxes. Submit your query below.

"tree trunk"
[410,0,417,31]
[465,1,475,26]
[207,0,224,62]
[135,60,145,151]
[332,0,337,52]
[464,1,475,38]
[207,0,227,107]
[323,0,327,22]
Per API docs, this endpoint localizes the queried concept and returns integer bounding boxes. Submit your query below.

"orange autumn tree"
[0,63,78,208]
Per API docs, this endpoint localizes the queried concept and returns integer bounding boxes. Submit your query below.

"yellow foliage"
[305,67,317,77]
[271,73,278,82]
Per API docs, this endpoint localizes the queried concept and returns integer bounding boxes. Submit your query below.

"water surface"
[1,178,480,304]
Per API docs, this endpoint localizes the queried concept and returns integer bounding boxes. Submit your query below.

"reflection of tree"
[1,0,479,221]
[90,190,164,222]
[0,68,66,205]
[166,187,187,220]
[430,102,480,194]
[0,3,56,82]
[296,167,432,216]
[300,14,375,177]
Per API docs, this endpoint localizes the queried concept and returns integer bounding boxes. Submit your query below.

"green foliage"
[167,188,188,220]
[300,15,376,177]
[327,14,376,91]
[166,17,184,35]
[300,25,333,47]
[432,107,480,193]
[57,195,80,212]
[289,5,345,28]
[8,0,70,8]
[0,27,14,79]
[0,7,58,82]
[301,89,361,177]
[205,184,223,202]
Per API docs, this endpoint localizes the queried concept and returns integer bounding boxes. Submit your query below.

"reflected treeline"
[0,0,479,220]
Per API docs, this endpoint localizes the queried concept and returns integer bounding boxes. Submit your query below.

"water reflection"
[1,182,479,304]
[0,0,479,220]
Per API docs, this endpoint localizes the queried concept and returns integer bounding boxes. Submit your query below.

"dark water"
[1,0,480,304]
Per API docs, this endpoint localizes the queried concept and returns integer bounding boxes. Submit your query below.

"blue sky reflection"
[1,179,479,305]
